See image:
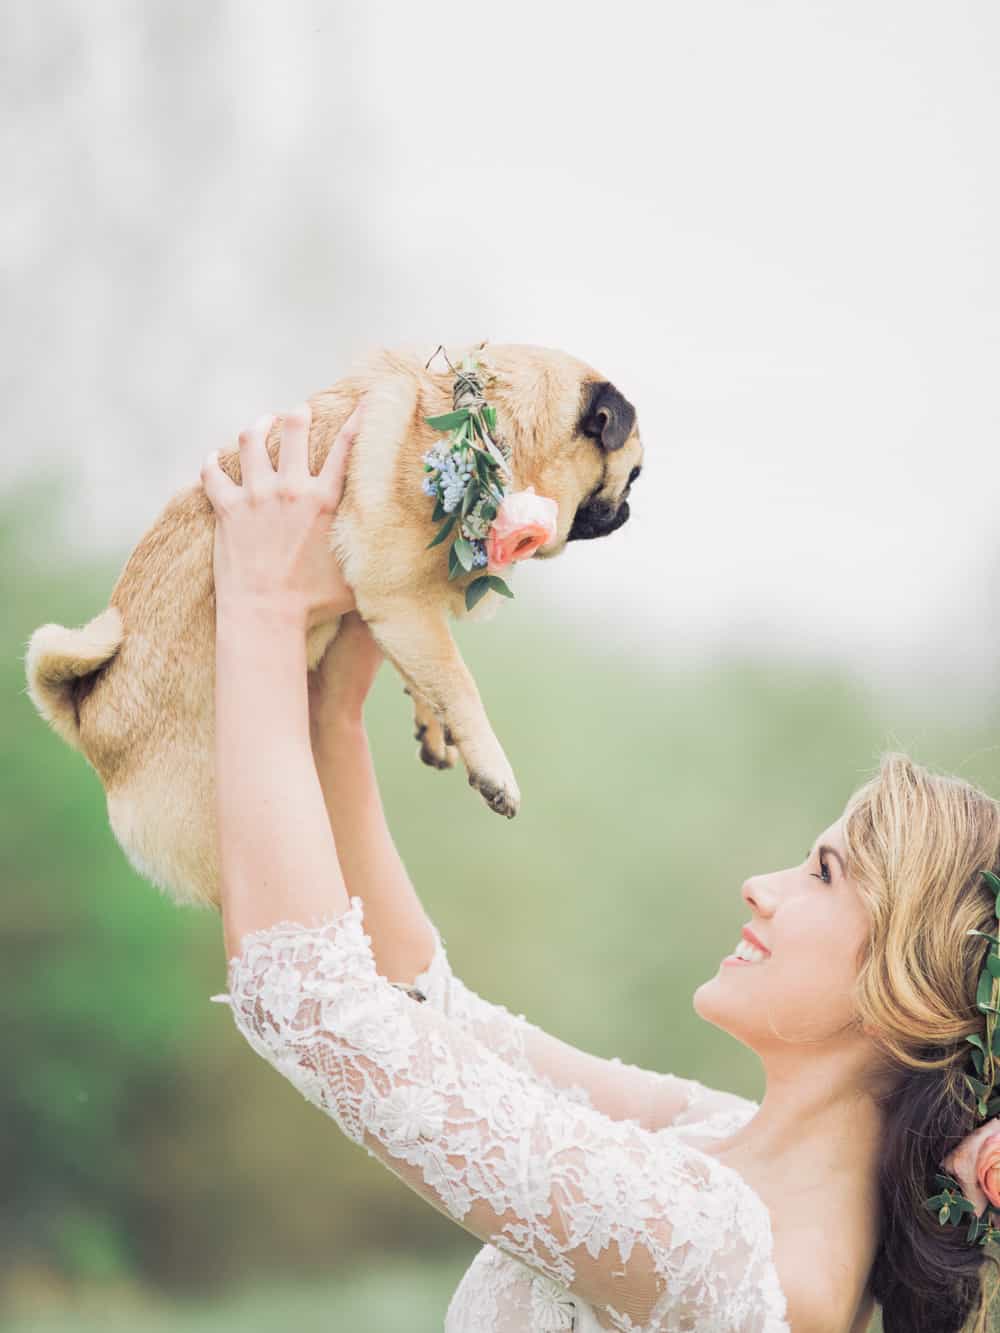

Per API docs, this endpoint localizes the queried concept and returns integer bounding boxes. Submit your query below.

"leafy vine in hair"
[924,870,1000,1245]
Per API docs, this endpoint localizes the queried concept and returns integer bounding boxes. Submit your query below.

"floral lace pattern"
[411,922,768,1133]
[220,898,790,1332]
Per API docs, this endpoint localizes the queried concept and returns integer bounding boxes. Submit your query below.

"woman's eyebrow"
[818,843,846,874]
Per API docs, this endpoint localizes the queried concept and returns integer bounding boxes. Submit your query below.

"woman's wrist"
[215,593,309,635]
[310,700,366,747]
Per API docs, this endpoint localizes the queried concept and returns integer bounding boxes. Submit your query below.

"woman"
[202,403,1000,1332]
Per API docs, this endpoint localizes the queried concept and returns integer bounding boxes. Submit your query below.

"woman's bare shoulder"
[670,1083,760,1129]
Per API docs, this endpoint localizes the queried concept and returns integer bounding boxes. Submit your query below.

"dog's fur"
[24,342,642,908]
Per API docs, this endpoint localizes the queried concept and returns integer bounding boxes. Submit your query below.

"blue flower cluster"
[470,539,488,568]
[422,444,473,514]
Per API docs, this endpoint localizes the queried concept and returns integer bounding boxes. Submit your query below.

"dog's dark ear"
[578,381,636,452]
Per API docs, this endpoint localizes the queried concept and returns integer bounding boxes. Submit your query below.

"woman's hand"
[308,611,385,731]
[201,401,364,630]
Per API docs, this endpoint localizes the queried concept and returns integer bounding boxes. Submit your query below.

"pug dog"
[24,341,642,909]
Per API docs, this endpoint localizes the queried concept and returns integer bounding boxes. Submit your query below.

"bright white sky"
[5,1,998,693]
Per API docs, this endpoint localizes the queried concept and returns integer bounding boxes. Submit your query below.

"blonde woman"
[203,404,1000,1333]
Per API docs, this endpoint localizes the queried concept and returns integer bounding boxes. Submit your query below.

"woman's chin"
[692,974,735,1028]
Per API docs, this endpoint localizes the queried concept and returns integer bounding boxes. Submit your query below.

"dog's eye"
[628,466,641,485]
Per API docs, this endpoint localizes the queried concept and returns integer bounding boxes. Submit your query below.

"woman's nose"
[742,874,773,914]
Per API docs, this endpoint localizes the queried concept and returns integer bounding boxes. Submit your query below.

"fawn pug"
[25,341,642,909]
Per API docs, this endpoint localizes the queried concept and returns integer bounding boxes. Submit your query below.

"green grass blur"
[5,474,997,1330]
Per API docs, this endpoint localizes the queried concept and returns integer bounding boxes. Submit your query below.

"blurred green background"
[6,478,1000,1331]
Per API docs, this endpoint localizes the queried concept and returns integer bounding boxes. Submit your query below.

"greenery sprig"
[422,349,516,613]
[923,870,1000,1246]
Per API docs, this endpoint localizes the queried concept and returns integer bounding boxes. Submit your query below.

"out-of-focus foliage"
[4,473,996,1332]
[1,1257,473,1333]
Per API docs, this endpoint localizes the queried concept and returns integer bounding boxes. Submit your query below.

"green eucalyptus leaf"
[987,955,1000,979]
[968,1074,990,1097]
[473,452,495,484]
[464,575,516,612]
[448,543,463,581]
[481,502,497,522]
[978,971,995,1009]
[980,1099,990,1118]
[482,574,514,599]
[986,1097,1000,1117]
[982,869,1000,898]
[968,1033,988,1052]
[935,1173,960,1190]
[453,536,475,571]
[939,1204,950,1224]
[432,496,446,522]
[461,481,481,517]
[426,410,471,431]
[483,404,497,431]
[972,1049,985,1077]
[426,515,456,549]
[465,576,492,611]
[968,1215,981,1242]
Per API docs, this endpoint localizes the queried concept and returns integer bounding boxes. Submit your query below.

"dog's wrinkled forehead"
[576,380,637,453]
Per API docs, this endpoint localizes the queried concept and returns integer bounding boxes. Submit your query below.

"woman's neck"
[716,1036,887,1197]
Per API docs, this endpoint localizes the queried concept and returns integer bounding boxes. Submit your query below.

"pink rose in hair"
[977,1132,1000,1209]
[486,486,559,572]
[942,1115,1000,1215]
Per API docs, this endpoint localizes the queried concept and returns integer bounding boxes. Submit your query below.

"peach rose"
[486,486,559,572]
[942,1115,1000,1215]
[977,1131,1000,1210]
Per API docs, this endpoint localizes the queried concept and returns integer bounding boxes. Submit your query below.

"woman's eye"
[811,855,831,884]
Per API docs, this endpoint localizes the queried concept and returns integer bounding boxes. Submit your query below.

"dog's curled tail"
[24,606,124,754]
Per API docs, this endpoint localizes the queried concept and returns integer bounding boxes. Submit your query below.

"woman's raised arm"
[221,894,787,1332]
[309,617,748,1135]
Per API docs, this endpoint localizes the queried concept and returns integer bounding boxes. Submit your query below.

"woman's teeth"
[731,940,768,963]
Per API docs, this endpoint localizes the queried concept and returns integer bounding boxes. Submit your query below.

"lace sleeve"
[407,920,738,1131]
[220,897,785,1332]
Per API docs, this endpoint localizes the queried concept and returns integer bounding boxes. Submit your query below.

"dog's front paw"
[468,770,521,819]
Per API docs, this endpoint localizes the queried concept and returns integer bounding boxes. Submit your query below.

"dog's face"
[564,379,641,545]
[517,368,642,560]
[420,344,641,564]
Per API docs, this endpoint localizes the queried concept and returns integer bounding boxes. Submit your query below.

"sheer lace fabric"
[217,898,790,1332]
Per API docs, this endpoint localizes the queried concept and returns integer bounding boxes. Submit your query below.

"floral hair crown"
[421,344,558,612]
[925,869,1000,1246]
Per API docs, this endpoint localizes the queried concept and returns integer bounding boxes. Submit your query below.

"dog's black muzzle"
[566,499,631,542]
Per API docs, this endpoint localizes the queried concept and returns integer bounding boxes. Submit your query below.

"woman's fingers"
[238,413,277,495]
[200,449,240,512]
[277,403,312,485]
[318,401,365,509]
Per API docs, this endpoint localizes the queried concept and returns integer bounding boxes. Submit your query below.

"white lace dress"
[212,896,790,1333]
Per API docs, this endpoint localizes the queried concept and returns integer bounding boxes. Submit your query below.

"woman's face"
[693,814,873,1049]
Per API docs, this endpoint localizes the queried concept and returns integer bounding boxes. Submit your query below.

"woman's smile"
[721,927,772,965]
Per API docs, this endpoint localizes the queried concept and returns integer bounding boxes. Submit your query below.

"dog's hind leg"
[364,603,520,818]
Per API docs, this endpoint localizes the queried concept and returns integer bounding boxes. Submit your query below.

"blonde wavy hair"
[840,752,1000,1333]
